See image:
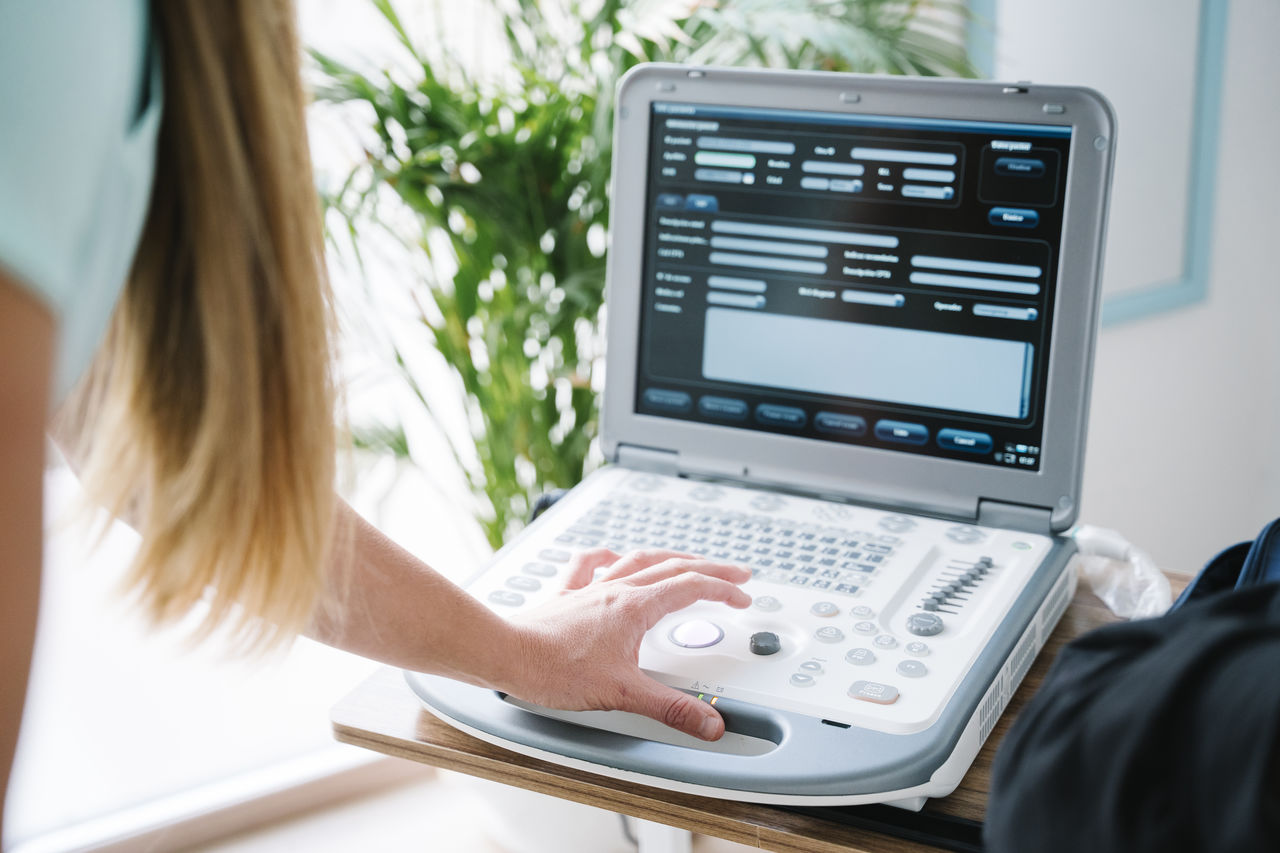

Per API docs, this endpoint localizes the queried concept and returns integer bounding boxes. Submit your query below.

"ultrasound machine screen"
[634,102,1073,472]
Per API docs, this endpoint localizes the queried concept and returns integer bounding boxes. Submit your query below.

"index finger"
[639,573,753,624]
[596,548,704,584]
[562,548,621,591]
[624,558,752,588]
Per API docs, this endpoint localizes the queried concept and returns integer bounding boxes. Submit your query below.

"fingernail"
[699,715,720,740]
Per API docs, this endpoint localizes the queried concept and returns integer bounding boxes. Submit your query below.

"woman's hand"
[503,549,751,741]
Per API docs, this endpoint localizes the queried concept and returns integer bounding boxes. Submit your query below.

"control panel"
[471,466,1053,734]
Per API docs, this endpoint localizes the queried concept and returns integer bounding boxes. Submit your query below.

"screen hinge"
[615,444,679,476]
[616,445,749,483]
[977,499,1055,535]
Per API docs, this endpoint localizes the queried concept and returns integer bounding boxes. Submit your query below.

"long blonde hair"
[62,0,337,650]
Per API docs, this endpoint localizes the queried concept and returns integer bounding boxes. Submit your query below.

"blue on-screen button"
[642,388,692,413]
[685,194,719,212]
[698,395,749,421]
[815,412,867,437]
[875,420,929,445]
[936,428,994,454]
[988,207,1039,228]
[756,404,807,429]
[994,157,1046,177]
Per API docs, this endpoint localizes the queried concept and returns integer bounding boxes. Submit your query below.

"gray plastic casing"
[600,64,1116,532]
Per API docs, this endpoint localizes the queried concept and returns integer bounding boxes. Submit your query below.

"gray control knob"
[751,494,786,512]
[906,612,945,637]
[628,475,662,492]
[749,631,782,656]
[689,485,725,502]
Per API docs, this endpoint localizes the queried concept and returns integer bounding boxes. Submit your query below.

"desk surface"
[332,574,1186,852]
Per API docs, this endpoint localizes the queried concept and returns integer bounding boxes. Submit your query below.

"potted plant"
[314,0,976,549]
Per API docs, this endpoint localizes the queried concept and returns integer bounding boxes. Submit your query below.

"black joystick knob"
[749,631,782,656]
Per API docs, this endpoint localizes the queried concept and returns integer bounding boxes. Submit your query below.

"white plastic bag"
[1070,524,1173,619]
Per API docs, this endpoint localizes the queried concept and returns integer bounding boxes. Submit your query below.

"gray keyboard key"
[848,680,899,705]
[896,660,928,678]
[845,648,875,666]
[815,626,845,643]
[506,576,542,592]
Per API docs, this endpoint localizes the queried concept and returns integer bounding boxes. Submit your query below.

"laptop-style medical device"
[407,64,1115,810]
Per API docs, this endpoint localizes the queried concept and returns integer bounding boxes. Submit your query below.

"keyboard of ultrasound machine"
[476,470,1055,733]
[553,493,902,596]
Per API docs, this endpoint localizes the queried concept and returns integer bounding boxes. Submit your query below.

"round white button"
[897,660,928,678]
[754,595,782,612]
[880,515,917,533]
[815,626,846,643]
[845,647,875,666]
[752,494,786,512]
[669,620,724,649]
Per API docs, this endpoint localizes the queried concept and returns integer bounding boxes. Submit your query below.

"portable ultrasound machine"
[407,64,1116,810]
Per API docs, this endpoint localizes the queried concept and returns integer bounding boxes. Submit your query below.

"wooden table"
[332,574,1185,852]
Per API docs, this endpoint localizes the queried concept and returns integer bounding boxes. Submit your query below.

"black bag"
[985,519,1280,853]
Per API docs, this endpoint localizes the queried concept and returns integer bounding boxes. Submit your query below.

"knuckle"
[632,548,672,565]
[570,548,612,569]
[611,587,645,618]
[653,575,691,600]
[659,694,696,731]
[671,573,708,592]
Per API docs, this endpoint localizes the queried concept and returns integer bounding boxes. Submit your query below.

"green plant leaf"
[315,0,975,548]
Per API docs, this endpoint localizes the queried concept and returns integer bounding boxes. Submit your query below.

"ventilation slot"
[1008,627,1039,691]
[977,674,1007,745]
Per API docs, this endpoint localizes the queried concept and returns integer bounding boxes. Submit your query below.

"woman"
[0,0,749,834]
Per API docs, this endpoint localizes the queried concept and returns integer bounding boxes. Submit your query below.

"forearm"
[1,272,55,842]
[307,502,524,691]
[308,502,752,741]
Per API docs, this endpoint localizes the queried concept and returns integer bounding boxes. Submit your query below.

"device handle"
[405,670,945,799]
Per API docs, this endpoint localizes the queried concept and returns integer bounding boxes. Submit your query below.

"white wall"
[995,0,1280,572]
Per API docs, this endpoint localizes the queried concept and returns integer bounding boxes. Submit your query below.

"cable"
[619,813,640,848]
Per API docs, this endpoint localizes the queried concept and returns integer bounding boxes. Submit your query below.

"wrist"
[468,611,541,696]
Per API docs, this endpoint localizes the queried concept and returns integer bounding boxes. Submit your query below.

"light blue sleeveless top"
[0,0,160,403]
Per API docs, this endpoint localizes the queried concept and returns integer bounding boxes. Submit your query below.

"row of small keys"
[552,495,900,592]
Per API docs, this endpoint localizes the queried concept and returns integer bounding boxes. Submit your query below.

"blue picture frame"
[967,0,1228,326]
